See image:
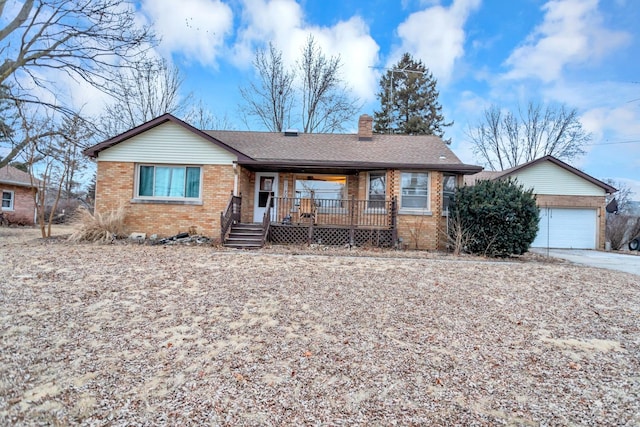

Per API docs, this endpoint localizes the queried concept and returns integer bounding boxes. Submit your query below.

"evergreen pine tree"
[373,53,452,141]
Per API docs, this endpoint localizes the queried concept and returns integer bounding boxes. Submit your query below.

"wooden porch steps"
[224,223,264,249]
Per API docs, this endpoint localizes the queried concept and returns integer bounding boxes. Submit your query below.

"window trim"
[399,171,431,215]
[1,190,14,211]
[366,171,387,212]
[133,164,203,202]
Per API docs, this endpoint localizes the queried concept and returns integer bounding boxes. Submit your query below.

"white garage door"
[532,208,597,249]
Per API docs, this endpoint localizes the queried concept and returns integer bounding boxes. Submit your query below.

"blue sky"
[94,0,640,197]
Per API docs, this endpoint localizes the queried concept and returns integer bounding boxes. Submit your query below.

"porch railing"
[220,193,241,242]
[273,196,397,229]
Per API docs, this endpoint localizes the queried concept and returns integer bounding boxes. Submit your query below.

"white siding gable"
[511,161,604,196]
[97,122,237,165]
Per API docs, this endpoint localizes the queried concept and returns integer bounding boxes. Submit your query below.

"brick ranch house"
[84,113,482,249]
[465,156,616,250]
[0,164,38,226]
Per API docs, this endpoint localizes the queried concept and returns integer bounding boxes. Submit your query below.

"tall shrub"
[450,179,539,257]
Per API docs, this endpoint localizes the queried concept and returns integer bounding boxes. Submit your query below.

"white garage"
[532,208,598,249]
[465,156,616,250]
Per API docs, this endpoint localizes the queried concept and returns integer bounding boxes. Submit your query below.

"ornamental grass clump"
[69,206,127,243]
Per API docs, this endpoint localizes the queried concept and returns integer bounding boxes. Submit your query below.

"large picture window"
[368,172,386,209]
[137,165,201,199]
[295,174,346,208]
[401,172,429,210]
[2,190,13,210]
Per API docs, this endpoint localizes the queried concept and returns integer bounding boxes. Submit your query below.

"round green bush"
[449,179,539,257]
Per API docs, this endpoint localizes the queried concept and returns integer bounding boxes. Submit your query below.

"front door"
[253,172,278,222]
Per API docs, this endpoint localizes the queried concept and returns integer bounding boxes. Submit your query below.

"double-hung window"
[401,172,429,211]
[137,165,201,200]
[1,190,13,210]
[367,172,386,209]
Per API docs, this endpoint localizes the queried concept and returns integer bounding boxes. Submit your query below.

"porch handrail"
[272,196,396,229]
[261,193,272,245]
[220,193,241,242]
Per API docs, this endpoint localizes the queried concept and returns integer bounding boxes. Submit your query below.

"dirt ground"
[1,226,639,425]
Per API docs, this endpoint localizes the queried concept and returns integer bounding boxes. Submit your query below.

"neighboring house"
[84,113,482,249]
[0,165,38,225]
[465,156,616,250]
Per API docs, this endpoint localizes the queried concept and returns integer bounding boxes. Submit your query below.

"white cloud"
[539,80,640,151]
[580,105,640,143]
[391,0,481,84]
[231,0,380,102]
[140,0,234,66]
[232,0,304,66]
[504,0,630,82]
[297,19,380,103]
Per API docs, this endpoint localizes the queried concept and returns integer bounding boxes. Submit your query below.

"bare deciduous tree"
[603,178,632,214]
[1,98,61,168]
[603,179,639,250]
[239,42,295,132]
[0,0,156,164]
[10,99,93,237]
[186,100,234,130]
[467,102,591,171]
[100,58,187,138]
[297,35,360,133]
[57,114,93,202]
[239,36,360,133]
[1,0,154,93]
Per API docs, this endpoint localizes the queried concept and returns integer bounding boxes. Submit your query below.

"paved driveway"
[531,248,640,277]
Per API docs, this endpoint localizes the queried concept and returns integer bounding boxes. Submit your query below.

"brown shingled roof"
[205,130,482,173]
[0,165,37,188]
[83,113,482,174]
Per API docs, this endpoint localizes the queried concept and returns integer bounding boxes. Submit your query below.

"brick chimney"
[358,114,373,141]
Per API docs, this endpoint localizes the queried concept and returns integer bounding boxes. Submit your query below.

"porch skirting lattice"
[269,225,395,247]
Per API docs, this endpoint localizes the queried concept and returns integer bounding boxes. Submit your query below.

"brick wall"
[222,167,449,250]
[535,194,607,250]
[239,167,255,223]
[1,184,36,225]
[391,170,444,251]
[95,162,235,238]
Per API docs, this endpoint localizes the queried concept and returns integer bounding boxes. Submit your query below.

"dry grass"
[68,206,127,243]
[0,229,639,425]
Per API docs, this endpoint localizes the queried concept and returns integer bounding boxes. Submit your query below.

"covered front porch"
[269,195,397,247]
[221,192,398,248]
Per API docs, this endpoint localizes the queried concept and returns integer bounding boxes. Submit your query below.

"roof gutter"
[237,159,483,174]
[0,179,38,188]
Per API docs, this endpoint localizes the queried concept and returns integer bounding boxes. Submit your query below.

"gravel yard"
[1,227,639,425]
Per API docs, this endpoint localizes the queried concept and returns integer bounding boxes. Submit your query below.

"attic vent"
[284,129,298,137]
